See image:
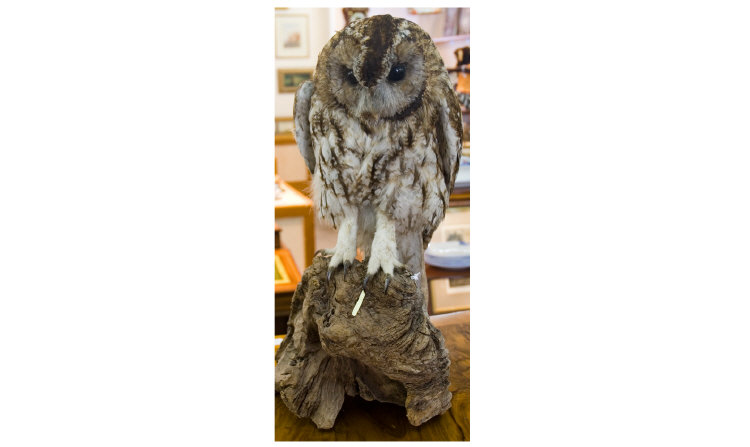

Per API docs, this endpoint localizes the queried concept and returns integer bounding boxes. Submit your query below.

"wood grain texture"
[275,254,452,429]
[275,310,469,441]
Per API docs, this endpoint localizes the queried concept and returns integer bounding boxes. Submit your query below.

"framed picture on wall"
[275,117,294,135]
[275,117,295,144]
[275,14,309,58]
[439,224,470,244]
[277,68,313,93]
[343,8,368,25]
[429,277,470,314]
[427,207,470,314]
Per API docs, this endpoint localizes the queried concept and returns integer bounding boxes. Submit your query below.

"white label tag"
[352,290,366,316]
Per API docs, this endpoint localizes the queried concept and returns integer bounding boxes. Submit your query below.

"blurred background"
[274,7,470,333]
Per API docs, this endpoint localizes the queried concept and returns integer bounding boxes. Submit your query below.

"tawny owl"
[294,14,463,292]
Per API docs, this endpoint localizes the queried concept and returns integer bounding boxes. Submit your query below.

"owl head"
[315,15,445,121]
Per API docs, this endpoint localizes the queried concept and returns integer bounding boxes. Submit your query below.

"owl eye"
[387,63,407,82]
[344,68,358,86]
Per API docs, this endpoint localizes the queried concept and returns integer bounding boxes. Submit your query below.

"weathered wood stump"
[275,253,452,429]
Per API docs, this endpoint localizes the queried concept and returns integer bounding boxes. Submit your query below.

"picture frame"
[277,68,313,93]
[275,14,309,58]
[429,277,470,314]
[343,8,368,25]
[439,223,470,244]
[275,249,301,294]
[427,207,470,314]
[275,253,291,285]
[432,207,470,244]
[275,117,294,135]
[275,117,296,145]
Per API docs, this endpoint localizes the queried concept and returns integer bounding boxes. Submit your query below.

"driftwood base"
[275,253,452,429]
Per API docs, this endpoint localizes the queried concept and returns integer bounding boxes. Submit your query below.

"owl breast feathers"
[294,14,463,283]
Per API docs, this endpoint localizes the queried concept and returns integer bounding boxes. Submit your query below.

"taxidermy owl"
[294,14,463,292]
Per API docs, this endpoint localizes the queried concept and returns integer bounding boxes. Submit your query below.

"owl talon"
[343,261,351,277]
[384,274,392,294]
[383,275,393,293]
[327,267,334,283]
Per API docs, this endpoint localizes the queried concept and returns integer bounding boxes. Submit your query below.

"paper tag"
[352,290,366,316]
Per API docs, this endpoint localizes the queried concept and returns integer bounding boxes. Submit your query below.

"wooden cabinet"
[274,180,315,271]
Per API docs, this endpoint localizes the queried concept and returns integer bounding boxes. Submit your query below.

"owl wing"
[420,86,464,247]
[436,85,464,196]
[293,80,316,174]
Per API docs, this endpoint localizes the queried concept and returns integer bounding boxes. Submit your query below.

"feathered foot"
[363,210,402,292]
[327,216,358,282]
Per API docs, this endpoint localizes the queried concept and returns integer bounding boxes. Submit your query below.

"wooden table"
[275,180,315,269]
[275,310,470,441]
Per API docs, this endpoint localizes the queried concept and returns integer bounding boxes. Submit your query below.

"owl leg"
[327,214,358,281]
[364,209,402,292]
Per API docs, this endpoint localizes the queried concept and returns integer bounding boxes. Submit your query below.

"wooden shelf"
[275,133,296,145]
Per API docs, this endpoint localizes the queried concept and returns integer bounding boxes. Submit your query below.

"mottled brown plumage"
[294,14,463,288]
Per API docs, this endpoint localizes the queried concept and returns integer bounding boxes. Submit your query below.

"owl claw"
[384,274,392,294]
[343,260,351,277]
[327,266,334,283]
